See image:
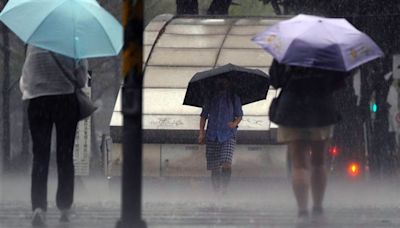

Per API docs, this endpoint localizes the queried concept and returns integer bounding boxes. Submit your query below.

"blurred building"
[108,14,287,178]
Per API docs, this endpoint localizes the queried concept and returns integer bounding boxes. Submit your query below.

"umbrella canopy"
[0,0,122,59]
[183,64,270,108]
[252,14,383,72]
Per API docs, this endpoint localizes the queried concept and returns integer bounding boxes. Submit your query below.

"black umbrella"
[183,64,270,107]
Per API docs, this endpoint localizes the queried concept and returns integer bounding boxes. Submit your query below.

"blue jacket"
[201,92,243,142]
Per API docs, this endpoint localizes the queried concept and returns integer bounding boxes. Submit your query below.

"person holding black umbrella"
[198,77,243,194]
[269,59,349,218]
[184,64,268,193]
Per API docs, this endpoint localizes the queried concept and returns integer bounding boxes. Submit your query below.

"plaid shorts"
[205,137,236,170]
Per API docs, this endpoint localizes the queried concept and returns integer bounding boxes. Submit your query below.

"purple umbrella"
[252,14,384,72]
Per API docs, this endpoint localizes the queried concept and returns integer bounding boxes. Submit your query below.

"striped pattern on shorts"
[205,137,236,170]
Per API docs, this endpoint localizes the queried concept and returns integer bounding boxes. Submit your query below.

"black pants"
[28,94,79,211]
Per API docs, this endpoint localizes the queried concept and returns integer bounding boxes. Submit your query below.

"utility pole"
[116,0,147,227]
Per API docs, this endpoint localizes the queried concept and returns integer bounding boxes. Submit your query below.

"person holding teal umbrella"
[21,45,89,226]
[0,0,123,226]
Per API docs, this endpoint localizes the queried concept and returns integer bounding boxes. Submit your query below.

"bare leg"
[221,163,232,193]
[310,140,329,213]
[289,141,310,215]
[211,168,221,192]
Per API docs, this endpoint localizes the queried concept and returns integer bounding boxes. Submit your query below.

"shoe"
[32,208,46,227]
[60,209,70,223]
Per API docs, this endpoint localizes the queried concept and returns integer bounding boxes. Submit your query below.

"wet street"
[2,202,400,228]
[2,176,400,227]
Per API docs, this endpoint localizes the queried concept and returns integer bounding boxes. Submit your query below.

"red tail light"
[347,162,361,177]
[329,146,339,157]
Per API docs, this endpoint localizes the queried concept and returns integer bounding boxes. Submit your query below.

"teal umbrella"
[0,0,123,59]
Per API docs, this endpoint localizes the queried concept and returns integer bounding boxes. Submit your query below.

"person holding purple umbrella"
[269,59,350,218]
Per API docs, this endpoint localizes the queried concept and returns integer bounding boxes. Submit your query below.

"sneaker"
[32,208,46,227]
[59,209,70,223]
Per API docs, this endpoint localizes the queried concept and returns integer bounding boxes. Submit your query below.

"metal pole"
[116,0,146,227]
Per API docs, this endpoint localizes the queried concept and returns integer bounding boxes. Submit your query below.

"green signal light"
[371,103,378,113]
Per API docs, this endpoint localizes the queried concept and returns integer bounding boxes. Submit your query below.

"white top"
[20,45,88,100]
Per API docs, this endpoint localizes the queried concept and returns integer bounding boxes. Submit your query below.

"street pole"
[116,0,146,227]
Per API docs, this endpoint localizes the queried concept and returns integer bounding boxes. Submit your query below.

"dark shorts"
[205,137,236,170]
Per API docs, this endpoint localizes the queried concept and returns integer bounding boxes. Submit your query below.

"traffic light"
[370,103,378,113]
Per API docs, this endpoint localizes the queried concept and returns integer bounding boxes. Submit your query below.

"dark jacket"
[269,60,349,128]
